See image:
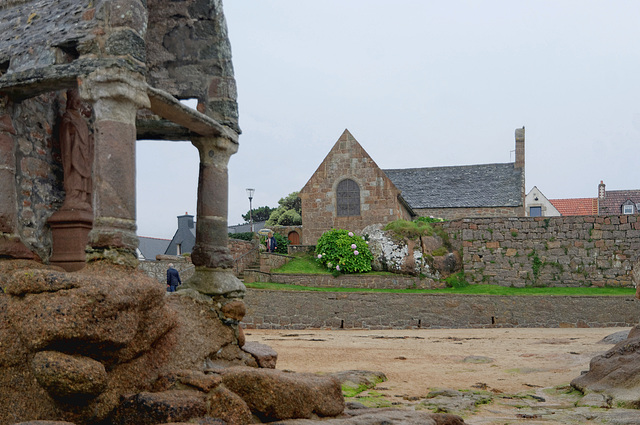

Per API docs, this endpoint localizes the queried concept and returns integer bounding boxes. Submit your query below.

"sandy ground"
[244,327,624,397]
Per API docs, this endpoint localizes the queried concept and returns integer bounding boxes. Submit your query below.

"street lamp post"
[246,188,255,232]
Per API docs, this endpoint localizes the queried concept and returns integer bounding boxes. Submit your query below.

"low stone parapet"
[242,290,640,330]
[247,271,434,290]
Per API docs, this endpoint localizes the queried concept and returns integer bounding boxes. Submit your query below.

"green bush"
[444,272,469,288]
[229,232,254,242]
[432,246,448,256]
[415,216,446,224]
[315,229,373,274]
[384,219,434,240]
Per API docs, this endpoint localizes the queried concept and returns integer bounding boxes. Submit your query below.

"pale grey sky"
[137,1,640,239]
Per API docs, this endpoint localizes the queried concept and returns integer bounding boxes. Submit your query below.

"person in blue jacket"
[166,263,182,292]
[266,231,277,253]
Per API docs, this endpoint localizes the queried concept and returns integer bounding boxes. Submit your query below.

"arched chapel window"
[337,179,360,217]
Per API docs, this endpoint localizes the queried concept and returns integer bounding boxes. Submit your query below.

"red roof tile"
[549,198,598,216]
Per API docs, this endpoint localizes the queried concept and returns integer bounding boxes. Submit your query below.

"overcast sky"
[136,1,640,239]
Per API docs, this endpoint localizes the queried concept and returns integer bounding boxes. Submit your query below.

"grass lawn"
[255,254,636,296]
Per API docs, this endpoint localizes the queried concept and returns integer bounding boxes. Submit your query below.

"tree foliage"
[242,206,274,223]
[266,191,302,226]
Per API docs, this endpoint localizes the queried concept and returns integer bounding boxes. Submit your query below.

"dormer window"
[623,204,634,215]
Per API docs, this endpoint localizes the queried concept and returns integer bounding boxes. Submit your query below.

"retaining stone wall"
[440,215,640,288]
[258,253,294,273]
[242,289,640,330]
[245,271,432,290]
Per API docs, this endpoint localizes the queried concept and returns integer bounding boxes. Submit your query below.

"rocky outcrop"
[220,367,345,421]
[363,224,461,279]
[269,408,465,425]
[571,325,640,408]
[572,262,640,407]
[0,260,349,425]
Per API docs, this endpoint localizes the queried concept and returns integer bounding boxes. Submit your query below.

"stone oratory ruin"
[0,1,362,424]
[0,1,634,424]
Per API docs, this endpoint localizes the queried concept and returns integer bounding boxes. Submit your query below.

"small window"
[623,204,634,215]
[176,243,182,255]
[337,179,360,217]
[529,206,542,217]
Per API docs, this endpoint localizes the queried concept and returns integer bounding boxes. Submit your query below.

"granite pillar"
[79,68,150,266]
[184,136,245,297]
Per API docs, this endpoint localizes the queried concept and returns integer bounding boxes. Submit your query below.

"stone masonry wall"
[12,93,65,261]
[242,289,640,330]
[440,215,640,288]
[229,238,259,276]
[138,255,194,284]
[244,270,433,290]
[414,206,524,221]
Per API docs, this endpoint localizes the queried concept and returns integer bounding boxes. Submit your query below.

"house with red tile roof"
[597,181,640,216]
[526,180,639,217]
[549,198,598,216]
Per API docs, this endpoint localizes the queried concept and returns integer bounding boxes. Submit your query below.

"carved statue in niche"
[60,88,93,211]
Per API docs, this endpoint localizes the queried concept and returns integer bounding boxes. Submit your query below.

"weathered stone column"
[79,68,150,266]
[183,135,245,297]
[0,96,38,260]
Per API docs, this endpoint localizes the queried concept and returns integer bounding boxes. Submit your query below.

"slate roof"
[383,163,523,209]
[599,190,640,215]
[138,237,171,261]
[228,221,266,234]
[549,198,598,216]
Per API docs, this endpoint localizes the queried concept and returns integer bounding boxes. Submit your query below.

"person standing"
[266,232,277,253]
[166,263,181,292]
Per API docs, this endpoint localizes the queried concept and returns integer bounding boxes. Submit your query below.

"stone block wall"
[229,238,259,276]
[138,256,194,284]
[242,289,640,330]
[259,253,294,273]
[12,93,65,261]
[440,215,640,287]
[414,206,524,221]
[288,245,315,255]
[245,271,434,290]
[229,238,254,258]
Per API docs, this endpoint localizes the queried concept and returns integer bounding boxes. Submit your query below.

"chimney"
[598,181,606,200]
[514,126,525,169]
[177,213,194,230]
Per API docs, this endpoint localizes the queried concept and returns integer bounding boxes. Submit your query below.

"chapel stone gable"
[299,129,412,245]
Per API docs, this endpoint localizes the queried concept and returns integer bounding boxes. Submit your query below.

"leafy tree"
[242,206,274,223]
[266,191,302,226]
[277,209,301,226]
